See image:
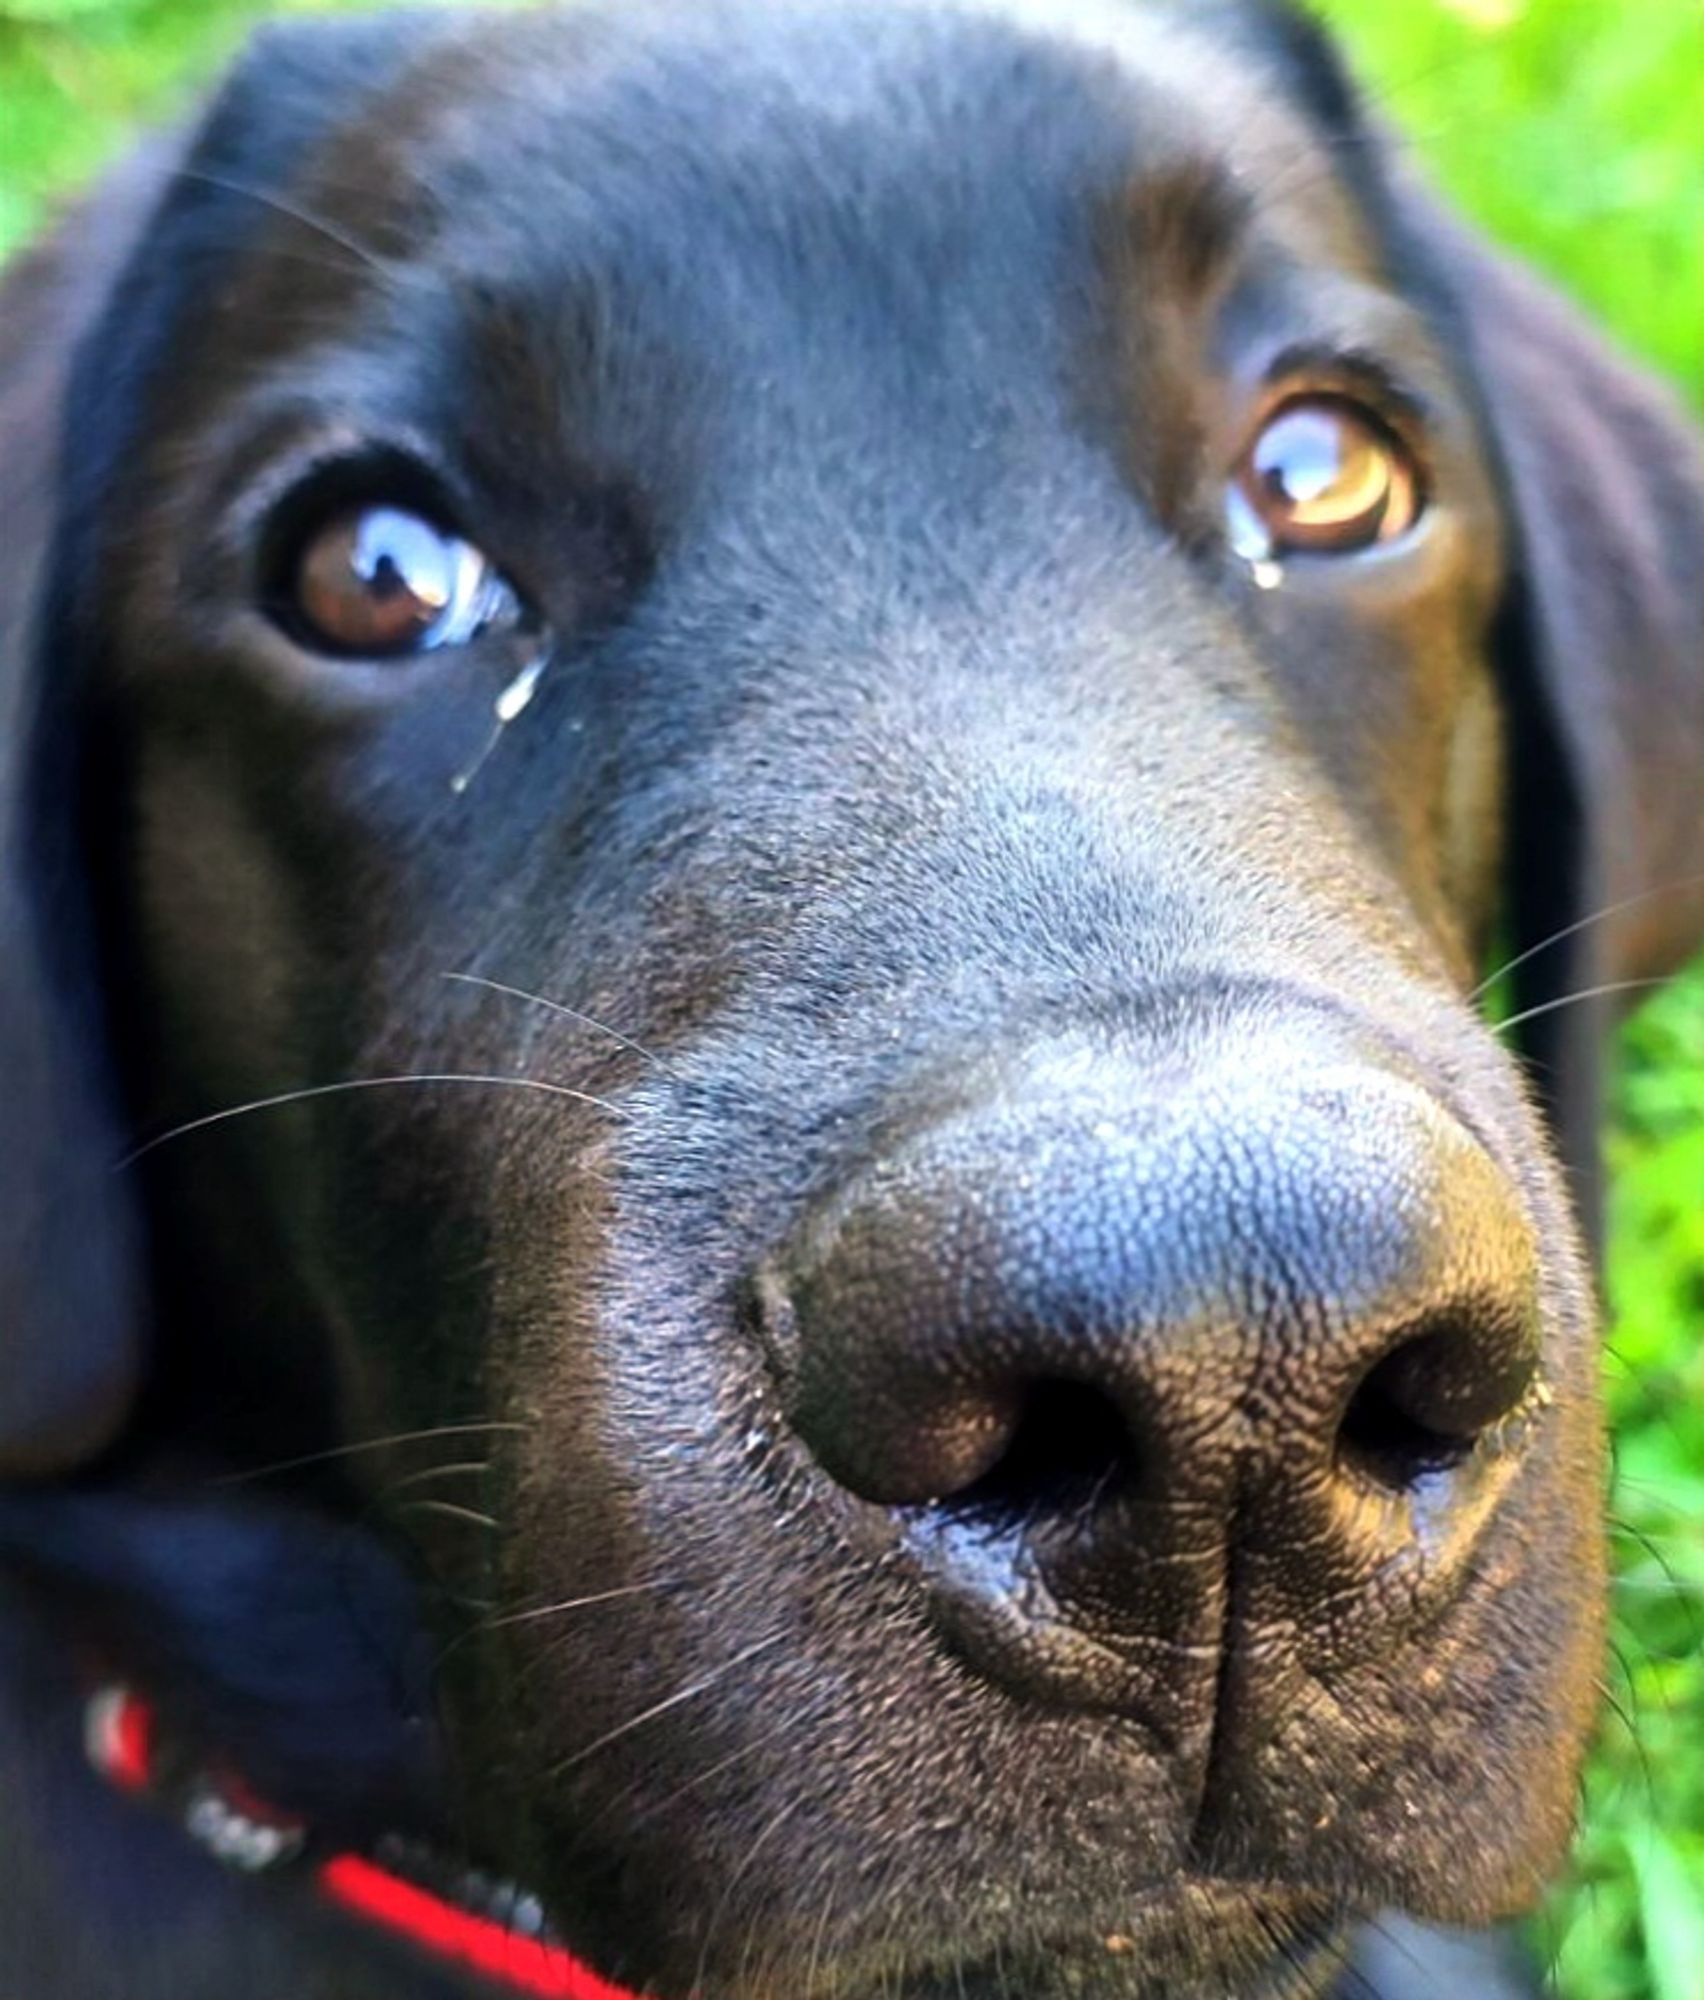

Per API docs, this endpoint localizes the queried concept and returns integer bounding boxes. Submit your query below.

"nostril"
[947,1379,1136,1526]
[1336,1312,1539,1493]
[1337,1352,1475,1492]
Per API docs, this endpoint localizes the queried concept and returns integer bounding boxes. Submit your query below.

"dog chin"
[515,1814,1348,2000]
[680,1882,1345,2000]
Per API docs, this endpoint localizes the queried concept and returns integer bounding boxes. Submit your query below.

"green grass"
[2,1,1700,1994]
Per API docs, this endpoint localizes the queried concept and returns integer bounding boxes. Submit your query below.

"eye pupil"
[288,503,515,657]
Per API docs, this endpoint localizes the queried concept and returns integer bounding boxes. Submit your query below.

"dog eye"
[1231,397,1423,556]
[285,505,522,658]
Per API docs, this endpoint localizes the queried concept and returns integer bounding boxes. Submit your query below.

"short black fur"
[1,5,1700,1999]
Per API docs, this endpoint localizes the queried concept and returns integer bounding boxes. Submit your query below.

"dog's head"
[2,2,1701,1994]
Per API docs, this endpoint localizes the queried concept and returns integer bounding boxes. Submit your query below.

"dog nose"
[772,1036,1542,1679]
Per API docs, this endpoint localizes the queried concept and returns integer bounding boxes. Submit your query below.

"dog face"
[2,3,1701,1996]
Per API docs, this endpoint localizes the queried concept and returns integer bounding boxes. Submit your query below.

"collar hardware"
[85,1684,645,2000]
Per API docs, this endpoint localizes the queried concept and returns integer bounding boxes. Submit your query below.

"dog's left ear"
[1368,159,1704,1231]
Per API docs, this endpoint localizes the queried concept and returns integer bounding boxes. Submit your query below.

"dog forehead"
[303,0,1370,319]
[83,0,1410,685]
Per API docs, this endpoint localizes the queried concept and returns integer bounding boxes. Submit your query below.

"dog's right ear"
[0,148,194,1476]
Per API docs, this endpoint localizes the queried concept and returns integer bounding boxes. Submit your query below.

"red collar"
[86,1685,645,2000]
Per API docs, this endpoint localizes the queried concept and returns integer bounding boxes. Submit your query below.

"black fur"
[1,5,1700,1998]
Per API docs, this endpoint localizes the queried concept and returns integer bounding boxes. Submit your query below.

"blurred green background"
[0,0,1698,1993]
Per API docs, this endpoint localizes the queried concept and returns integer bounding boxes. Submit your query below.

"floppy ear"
[1,14,443,1476]
[0,152,190,1476]
[1374,162,1704,1238]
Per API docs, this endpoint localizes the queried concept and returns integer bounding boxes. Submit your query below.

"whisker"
[1236,29,1530,224]
[1605,1638,1648,1705]
[1322,1919,1385,2000]
[1472,870,1704,1000]
[614,1712,800,1833]
[693,1797,806,2000]
[118,1071,627,1169]
[443,972,662,1065]
[212,1421,528,1486]
[1592,1675,1657,1811]
[172,166,393,275]
[430,1581,676,1679]
[1490,978,1667,1038]
[1613,1573,1704,1600]
[1264,29,1577,203]
[803,1881,842,2000]
[395,1499,502,1532]
[380,1461,491,1494]
[477,1582,675,1634]
[548,1632,786,1779]
[1609,1514,1703,1589]
[1606,1392,1704,1504]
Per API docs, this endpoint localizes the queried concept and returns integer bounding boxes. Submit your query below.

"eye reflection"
[288,504,520,658]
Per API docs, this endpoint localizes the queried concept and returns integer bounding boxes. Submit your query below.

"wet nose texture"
[771,1047,1543,1706]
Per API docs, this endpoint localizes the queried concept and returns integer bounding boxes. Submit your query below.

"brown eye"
[1230,396,1423,558]
[287,504,520,658]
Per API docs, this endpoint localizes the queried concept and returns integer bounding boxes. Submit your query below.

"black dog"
[2,3,1700,1997]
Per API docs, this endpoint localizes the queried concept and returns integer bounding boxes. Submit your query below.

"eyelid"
[1254,344,1435,436]
[258,452,470,575]
[213,408,429,508]
[202,420,483,589]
